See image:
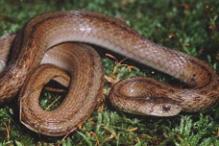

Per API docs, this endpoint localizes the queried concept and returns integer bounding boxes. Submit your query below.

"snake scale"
[0,11,218,136]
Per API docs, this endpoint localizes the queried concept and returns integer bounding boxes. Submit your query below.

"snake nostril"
[191,74,196,80]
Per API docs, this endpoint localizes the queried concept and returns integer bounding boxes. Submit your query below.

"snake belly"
[0,11,218,136]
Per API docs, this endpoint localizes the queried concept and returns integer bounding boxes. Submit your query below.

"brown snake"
[0,11,218,136]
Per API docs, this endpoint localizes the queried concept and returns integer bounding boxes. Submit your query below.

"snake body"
[0,11,218,136]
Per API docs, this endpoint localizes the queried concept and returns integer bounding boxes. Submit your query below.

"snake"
[0,11,218,136]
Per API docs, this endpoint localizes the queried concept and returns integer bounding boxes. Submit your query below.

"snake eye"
[162,104,171,112]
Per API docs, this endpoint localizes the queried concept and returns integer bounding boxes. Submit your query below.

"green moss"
[0,0,218,145]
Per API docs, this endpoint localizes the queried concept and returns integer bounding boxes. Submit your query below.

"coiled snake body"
[0,11,218,136]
